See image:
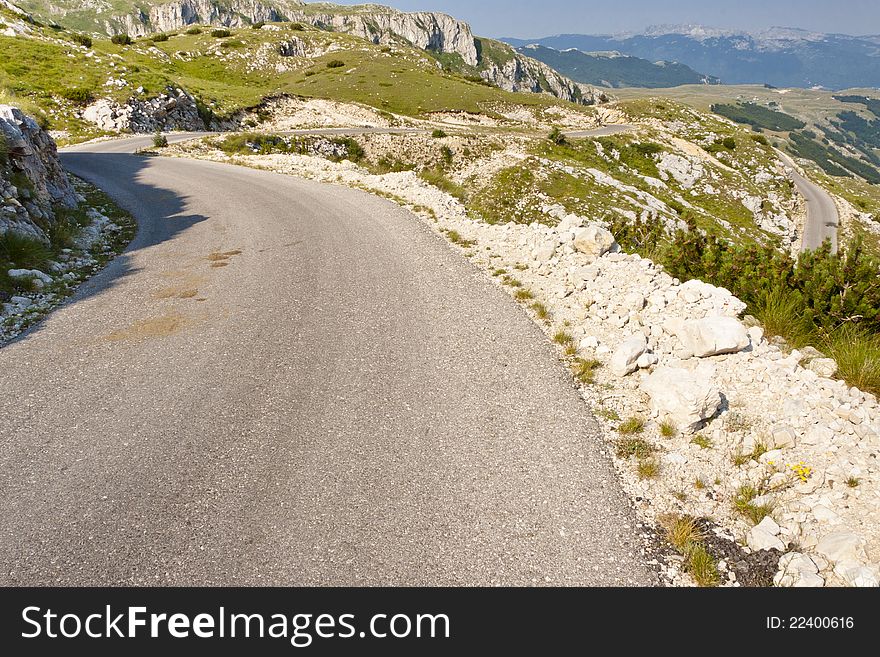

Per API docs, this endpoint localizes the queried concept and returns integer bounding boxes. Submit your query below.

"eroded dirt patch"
[105,313,188,342]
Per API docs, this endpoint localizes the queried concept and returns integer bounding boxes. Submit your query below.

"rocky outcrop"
[291,8,479,66]
[82,87,206,133]
[103,0,296,36]
[0,105,77,241]
[480,51,599,105]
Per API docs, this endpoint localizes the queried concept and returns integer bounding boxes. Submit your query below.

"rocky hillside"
[8,1,597,106]
[0,105,77,240]
[0,8,604,142]
[1,105,137,341]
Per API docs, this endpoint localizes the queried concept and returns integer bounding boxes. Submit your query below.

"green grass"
[691,435,713,450]
[514,288,534,301]
[637,457,660,480]
[821,325,880,395]
[531,301,550,321]
[661,515,720,587]
[659,420,676,438]
[571,357,600,384]
[0,231,51,270]
[552,330,574,346]
[846,477,861,488]
[733,485,774,525]
[617,416,646,435]
[444,229,476,248]
[0,23,589,142]
[615,436,652,459]
[596,406,621,422]
[419,168,468,203]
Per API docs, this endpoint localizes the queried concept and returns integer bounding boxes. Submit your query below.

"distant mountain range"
[502,26,880,89]
[515,44,719,88]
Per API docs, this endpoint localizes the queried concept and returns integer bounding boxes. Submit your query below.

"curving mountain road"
[0,135,653,586]
[777,151,839,253]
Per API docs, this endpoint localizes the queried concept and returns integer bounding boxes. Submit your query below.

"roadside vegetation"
[612,212,880,394]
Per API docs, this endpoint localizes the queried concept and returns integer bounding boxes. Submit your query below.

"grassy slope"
[0,21,589,140]
[466,97,792,244]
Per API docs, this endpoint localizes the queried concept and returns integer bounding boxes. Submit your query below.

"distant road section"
[565,125,634,139]
[777,151,839,253]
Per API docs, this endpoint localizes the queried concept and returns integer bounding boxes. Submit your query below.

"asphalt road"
[565,125,633,139]
[778,151,839,253]
[0,135,653,586]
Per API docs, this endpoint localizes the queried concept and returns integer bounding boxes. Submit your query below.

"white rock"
[636,352,658,369]
[808,358,838,378]
[580,335,599,350]
[802,424,834,446]
[8,268,52,284]
[747,325,764,345]
[755,516,781,536]
[610,335,647,377]
[834,561,879,587]
[774,552,824,587]
[770,425,797,449]
[622,291,646,311]
[748,524,785,552]
[641,366,722,433]
[534,243,556,262]
[572,225,616,262]
[677,316,750,357]
[816,531,864,564]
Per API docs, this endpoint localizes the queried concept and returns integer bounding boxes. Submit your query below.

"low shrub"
[110,34,132,45]
[70,33,92,48]
[211,29,231,38]
[60,88,94,104]
[326,59,345,68]
[548,126,566,145]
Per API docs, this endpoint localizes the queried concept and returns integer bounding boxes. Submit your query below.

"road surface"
[565,125,633,139]
[0,135,653,586]
[778,151,839,253]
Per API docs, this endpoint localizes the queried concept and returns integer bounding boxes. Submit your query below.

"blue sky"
[324,1,880,37]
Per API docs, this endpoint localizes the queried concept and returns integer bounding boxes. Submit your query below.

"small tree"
[548,126,566,146]
[152,131,168,148]
[111,34,132,45]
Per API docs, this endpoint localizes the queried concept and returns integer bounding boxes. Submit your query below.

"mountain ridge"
[501,25,880,89]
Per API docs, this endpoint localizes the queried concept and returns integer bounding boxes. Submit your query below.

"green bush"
[60,87,93,104]
[251,21,265,30]
[431,129,448,138]
[70,33,92,48]
[331,136,363,161]
[326,59,345,68]
[110,34,132,45]
[211,29,231,38]
[153,132,168,148]
[548,126,566,145]
[219,40,244,48]
[185,27,202,35]
[289,23,305,31]
[151,33,169,42]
